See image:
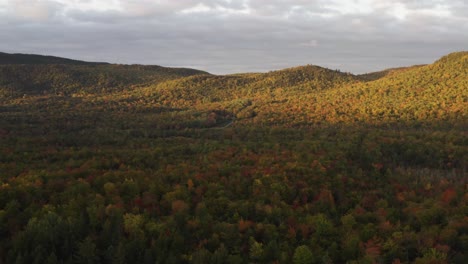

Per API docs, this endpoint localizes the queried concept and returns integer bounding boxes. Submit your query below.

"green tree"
[74,237,98,264]
[249,237,264,261]
[293,245,314,264]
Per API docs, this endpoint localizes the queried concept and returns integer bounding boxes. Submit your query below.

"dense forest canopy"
[0,51,467,264]
[0,53,208,96]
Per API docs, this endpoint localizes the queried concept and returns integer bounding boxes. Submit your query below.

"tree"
[249,237,264,261]
[74,237,98,264]
[293,245,314,264]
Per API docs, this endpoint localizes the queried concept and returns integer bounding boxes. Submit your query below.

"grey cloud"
[0,0,466,74]
[6,0,64,22]
[449,0,468,18]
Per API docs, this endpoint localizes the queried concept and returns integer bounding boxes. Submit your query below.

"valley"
[0,52,467,263]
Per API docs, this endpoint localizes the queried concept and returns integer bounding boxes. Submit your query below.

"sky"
[0,0,467,74]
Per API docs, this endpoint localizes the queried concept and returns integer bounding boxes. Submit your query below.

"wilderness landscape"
[0,51,467,263]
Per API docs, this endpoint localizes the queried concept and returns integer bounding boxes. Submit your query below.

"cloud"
[300,40,319,47]
[0,0,466,74]
[179,2,250,16]
[5,0,63,21]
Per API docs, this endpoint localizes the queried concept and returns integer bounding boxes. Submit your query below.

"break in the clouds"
[0,0,467,74]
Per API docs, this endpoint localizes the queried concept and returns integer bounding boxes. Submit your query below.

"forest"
[0,51,467,264]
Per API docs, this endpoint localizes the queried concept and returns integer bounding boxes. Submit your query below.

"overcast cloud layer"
[0,0,467,74]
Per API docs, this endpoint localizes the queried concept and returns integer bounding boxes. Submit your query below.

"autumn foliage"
[0,52,466,263]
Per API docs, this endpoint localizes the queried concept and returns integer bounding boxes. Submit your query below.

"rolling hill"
[118,51,467,128]
[0,52,209,96]
[0,52,107,65]
[0,51,466,264]
[269,51,468,126]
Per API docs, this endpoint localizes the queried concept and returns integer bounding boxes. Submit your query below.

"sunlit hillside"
[0,53,208,96]
[0,52,466,264]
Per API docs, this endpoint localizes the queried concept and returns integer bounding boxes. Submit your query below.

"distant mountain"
[0,52,209,96]
[0,52,107,65]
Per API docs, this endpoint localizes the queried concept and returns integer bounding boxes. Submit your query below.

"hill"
[0,52,209,96]
[132,64,360,109]
[261,52,468,126]
[358,65,426,81]
[123,52,466,128]
[0,51,466,264]
[0,52,107,65]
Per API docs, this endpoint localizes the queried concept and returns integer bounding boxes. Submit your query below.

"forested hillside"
[0,53,208,96]
[0,52,466,264]
[0,52,107,65]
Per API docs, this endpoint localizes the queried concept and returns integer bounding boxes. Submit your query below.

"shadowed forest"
[0,51,467,263]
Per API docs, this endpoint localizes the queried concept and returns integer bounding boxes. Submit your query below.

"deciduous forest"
[0,51,467,263]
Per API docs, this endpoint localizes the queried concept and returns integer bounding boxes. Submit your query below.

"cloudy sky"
[0,0,467,74]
